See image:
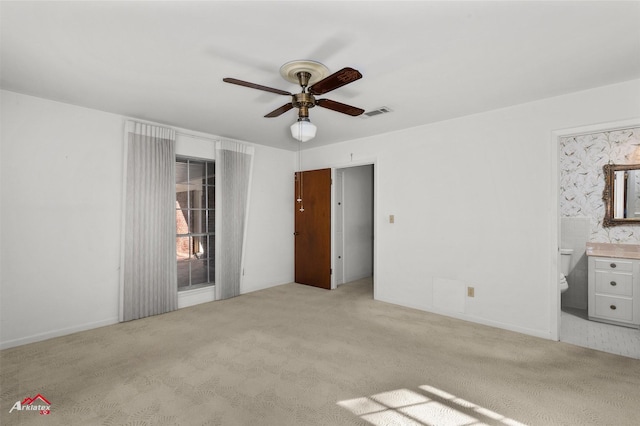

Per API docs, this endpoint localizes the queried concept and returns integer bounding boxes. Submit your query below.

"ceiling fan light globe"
[291,120,317,142]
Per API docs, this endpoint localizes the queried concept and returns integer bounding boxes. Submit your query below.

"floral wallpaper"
[560,127,640,243]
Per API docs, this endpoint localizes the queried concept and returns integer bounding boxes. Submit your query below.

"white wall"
[301,79,640,339]
[1,91,124,347]
[242,143,295,293]
[0,90,295,348]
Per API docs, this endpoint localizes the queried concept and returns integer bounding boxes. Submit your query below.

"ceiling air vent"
[362,106,393,118]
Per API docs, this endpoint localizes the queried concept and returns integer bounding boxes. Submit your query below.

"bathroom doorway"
[333,164,374,289]
[555,119,640,359]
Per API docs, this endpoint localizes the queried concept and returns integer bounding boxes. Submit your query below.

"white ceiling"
[2,1,639,151]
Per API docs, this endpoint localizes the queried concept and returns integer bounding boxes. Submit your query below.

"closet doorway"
[333,165,374,287]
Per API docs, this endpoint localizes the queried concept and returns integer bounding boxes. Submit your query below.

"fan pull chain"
[299,171,304,212]
[297,142,304,212]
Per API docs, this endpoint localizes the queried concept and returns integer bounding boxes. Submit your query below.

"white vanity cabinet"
[587,256,640,328]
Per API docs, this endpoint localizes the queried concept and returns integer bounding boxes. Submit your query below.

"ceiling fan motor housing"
[292,93,315,118]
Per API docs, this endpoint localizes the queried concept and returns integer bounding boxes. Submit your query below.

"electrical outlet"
[389,214,395,224]
[467,287,475,297]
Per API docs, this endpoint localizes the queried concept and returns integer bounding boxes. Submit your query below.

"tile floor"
[560,307,640,359]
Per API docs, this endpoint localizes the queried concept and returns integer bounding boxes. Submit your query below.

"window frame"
[176,156,215,291]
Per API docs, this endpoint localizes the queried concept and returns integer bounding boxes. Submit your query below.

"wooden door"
[295,168,331,289]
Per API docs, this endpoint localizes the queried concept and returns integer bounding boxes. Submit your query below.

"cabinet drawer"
[594,295,633,322]
[593,258,633,272]
[594,271,633,296]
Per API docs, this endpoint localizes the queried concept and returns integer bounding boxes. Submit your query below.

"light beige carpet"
[1,278,639,425]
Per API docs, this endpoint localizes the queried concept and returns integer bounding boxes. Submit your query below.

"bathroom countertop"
[585,242,640,260]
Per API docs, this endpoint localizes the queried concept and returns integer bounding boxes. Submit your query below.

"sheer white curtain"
[120,121,177,321]
[215,140,254,300]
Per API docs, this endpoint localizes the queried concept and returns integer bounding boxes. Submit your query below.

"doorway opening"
[333,165,374,291]
[554,119,640,359]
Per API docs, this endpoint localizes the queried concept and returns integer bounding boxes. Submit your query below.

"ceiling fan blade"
[316,99,364,116]
[265,103,294,118]
[223,78,292,96]
[308,67,362,95]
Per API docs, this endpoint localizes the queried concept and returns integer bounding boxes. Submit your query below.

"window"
[175,158,215,290]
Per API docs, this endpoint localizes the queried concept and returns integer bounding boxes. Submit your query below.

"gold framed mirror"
[603,163,640,227]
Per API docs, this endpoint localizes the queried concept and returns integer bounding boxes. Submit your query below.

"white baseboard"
[2,287,217,350]
[241,280,289,295]
[376,295,552,341]
[0,317,119,350]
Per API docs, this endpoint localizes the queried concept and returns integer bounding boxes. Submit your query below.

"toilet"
[559,248,573,293]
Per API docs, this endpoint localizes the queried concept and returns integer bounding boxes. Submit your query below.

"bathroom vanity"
[586,243,640,328]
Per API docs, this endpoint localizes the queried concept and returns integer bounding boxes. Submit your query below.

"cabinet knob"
[610,281,617,286]
[610,305,617,310]
[610,263,617,268]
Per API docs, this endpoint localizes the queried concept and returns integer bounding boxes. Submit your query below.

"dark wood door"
[295,168,331,289]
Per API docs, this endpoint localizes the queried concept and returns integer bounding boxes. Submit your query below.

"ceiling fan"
[223,60,364,142]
